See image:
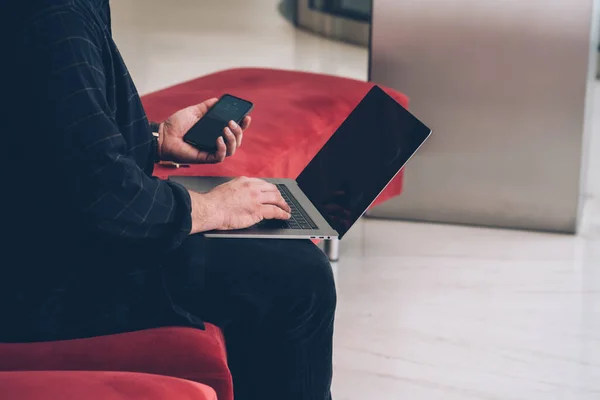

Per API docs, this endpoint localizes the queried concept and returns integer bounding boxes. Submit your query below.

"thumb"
[193,98,219,118]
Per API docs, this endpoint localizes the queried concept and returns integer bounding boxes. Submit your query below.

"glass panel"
[309,0,372,22]
[339,0,371,16]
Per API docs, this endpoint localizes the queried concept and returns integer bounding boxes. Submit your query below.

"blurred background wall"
[367,0,600,233]
[114,0,599,233]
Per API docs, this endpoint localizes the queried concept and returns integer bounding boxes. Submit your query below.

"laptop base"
[169,176,339,240]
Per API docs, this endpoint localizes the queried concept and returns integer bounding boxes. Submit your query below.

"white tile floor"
[112,1,600,398]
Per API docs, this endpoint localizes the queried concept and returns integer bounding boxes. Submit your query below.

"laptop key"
[276,184,319,231]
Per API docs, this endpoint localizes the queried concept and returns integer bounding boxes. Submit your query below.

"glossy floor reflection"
[333,82,599,399]
[334,216,599,399]
[112,1,600,398]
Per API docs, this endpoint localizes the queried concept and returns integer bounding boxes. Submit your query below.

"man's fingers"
[257,180,279,192]
[223,127,237,156]
[239,117,250,147]
[241,178,278,193]
[201,98,219,113]
[221,121,244,157]
[261,192,291,213]
[228,120,243,148]
[261,205,291,221]
[191,98,219,119]
[209,136,226,163]
[204,97,219,106]
[241,116,251,130]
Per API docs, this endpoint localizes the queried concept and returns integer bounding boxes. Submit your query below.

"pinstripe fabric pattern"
[23,3,192,245]
[0,0,194,339]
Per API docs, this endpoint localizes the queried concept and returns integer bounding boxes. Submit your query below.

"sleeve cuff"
[164,179,193,249]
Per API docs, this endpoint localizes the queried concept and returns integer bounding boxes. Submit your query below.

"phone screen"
[184,94,253,152]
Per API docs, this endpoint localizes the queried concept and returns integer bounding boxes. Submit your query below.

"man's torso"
[0,0,164,340]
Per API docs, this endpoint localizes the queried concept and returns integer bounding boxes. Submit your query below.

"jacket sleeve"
[23,8,192,253]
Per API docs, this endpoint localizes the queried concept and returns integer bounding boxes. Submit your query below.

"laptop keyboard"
[257,184,318,230]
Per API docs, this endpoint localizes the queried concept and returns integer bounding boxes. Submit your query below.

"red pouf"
[0,326,233,400]
[144,68,408,207]
[0,371,217,400]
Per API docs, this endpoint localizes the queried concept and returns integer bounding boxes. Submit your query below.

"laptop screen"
[296,86,431,239]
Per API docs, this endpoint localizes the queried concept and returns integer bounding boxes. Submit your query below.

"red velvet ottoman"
[0,326,232,400]
[1,371,217,400]
[146,68,407,192]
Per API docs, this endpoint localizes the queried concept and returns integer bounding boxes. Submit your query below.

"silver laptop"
[171,86,432,240]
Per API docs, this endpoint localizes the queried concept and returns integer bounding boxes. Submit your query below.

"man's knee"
[297,241,337,308]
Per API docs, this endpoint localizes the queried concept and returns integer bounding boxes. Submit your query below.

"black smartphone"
[183,94,254,153]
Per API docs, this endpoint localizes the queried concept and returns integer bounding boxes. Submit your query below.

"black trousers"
[12,237,336,400]
[194,238,336,400]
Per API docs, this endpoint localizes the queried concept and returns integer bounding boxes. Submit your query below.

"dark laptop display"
[296,86,431,238]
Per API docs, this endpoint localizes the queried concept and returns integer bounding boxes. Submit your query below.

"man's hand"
[188,177,291,234]
[158,98,251,164]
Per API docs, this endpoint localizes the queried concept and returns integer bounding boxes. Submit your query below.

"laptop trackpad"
[255,219,289,229]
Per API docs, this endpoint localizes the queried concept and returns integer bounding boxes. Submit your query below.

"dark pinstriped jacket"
[0,0,202,341]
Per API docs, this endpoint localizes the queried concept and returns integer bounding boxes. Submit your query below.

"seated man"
[0,1,336,400]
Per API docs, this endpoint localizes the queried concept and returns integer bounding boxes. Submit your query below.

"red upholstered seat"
[0,325,233,400]
[145,68,408,207]
[0,371,217,400]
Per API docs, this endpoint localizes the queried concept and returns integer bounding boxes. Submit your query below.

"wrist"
[188,190,224,234]
[150,122,165,161]
[156,122,166,161]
